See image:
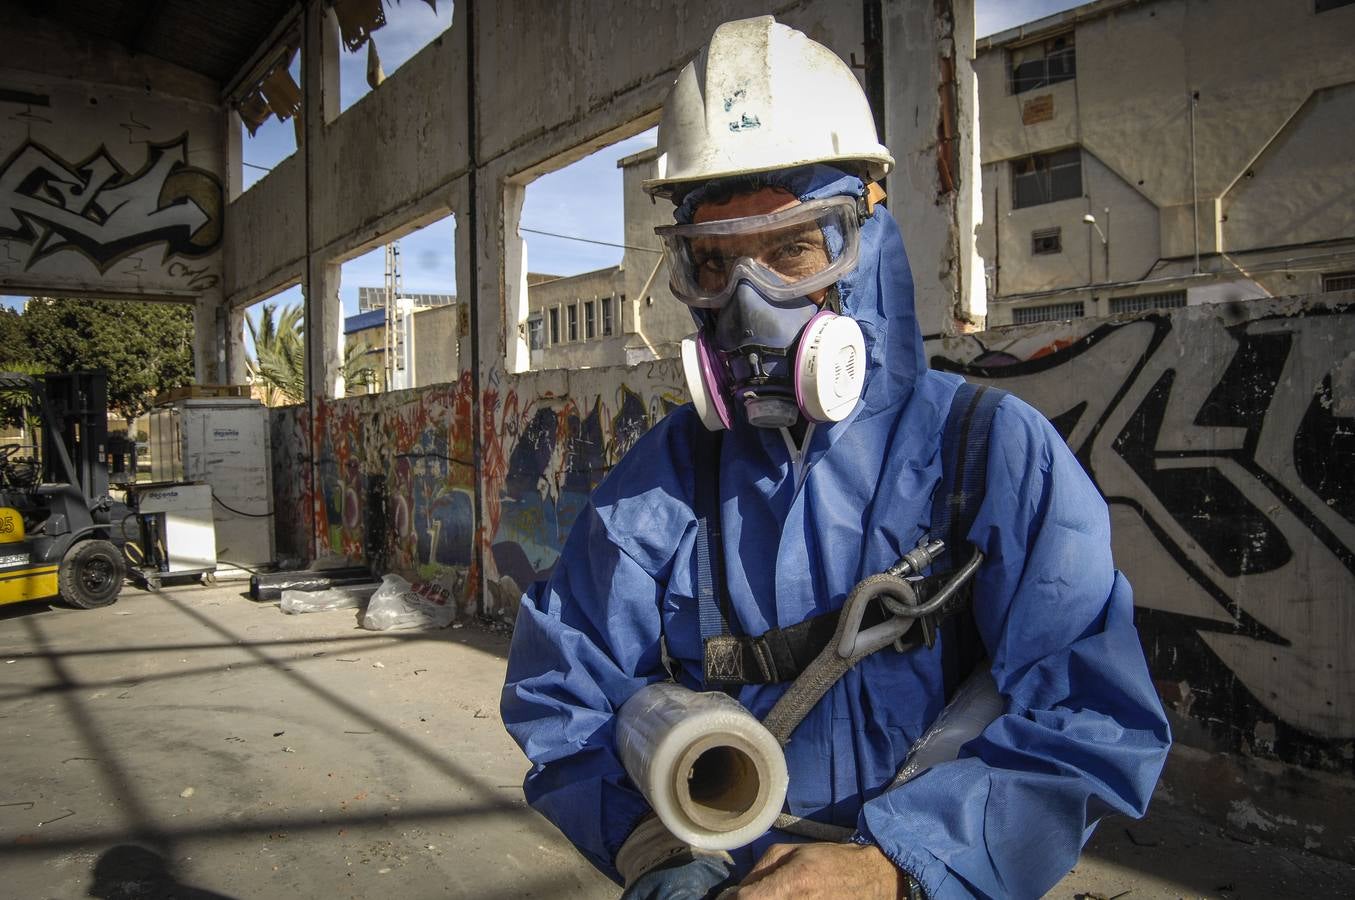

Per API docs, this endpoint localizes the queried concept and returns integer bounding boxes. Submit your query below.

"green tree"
[22,297,195,421]
[0,309,37,431]
[246,302,376,406]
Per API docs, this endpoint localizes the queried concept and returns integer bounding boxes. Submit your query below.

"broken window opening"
[337,214,458,393]
[1010,31,1076,95]
[238,47,303,192]
[1011,148,1083,209]
[241,284,305,407]
[331,0,454,114]
[507,126,671,374]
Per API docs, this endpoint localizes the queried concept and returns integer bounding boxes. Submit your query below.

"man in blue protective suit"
[502,16,1171,900]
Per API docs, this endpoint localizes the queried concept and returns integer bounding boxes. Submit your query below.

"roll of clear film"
[616,682,789,851]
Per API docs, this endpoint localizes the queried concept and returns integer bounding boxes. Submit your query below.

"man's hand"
[728,842,906,900]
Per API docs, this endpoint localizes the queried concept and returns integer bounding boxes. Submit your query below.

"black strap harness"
[693,382,1008,690]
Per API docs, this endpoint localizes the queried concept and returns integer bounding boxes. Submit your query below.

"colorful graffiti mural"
[0,134,223,275]
[928,298,1355,773]
[268,359,687,617]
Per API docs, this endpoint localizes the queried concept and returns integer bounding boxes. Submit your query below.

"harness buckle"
[836,539,986,659]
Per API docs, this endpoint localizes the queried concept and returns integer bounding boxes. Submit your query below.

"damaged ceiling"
[8,0,299,87]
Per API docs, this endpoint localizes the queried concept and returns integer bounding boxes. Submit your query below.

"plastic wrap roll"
[616,682,788,851]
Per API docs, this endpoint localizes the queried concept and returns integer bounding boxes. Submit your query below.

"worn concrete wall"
[223,153,306,307]
[412,303,460,387]
[975,0,1355,320]
[884,0,982,333]
[0,6,226,377]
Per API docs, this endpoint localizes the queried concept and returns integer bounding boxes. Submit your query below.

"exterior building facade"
[523,147,692,371]
[975,0,1355,325]
[345,299,459,392]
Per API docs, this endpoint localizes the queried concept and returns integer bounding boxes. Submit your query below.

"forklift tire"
[58,540,127,609]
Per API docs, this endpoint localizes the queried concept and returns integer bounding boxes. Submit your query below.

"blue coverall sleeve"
[857,398,1172,900]
[500,497,673,884]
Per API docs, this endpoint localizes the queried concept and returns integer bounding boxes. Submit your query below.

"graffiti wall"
[0,70,223,297]
[269,359,687,617]
[928,296,1355,774]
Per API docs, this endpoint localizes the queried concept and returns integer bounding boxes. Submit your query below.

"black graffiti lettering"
[1047,401,1088,441]
[1296,375,1355,527]
[0,135,223,274]
[1114,368,1292,577]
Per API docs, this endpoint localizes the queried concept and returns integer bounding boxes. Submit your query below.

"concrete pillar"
[303,261,344,399]
[226,303,249,384]
[882,0,981,335]
[301,0,343,402]
[225,108,244,203]
[502,180,530,374]
[192,295,218,384]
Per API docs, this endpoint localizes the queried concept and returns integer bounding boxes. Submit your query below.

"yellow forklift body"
[0,563,59,605]
[0,507,24,542]
[0,506,58,605]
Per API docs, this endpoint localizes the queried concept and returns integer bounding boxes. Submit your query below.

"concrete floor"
[2,582,1352,900]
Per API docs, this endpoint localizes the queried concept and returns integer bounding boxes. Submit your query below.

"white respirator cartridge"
[616,682,788,851]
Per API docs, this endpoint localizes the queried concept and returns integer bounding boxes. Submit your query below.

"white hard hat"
[643,16,895,201]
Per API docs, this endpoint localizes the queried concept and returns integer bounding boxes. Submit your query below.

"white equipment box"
[148,397,274,569]
[135,483,217,585]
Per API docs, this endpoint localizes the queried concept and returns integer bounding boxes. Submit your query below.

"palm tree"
[246,302,378,405]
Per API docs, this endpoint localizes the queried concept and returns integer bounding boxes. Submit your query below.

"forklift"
[0,371,130,609]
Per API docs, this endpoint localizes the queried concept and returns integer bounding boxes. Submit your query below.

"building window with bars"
[548,307,559,345]
[567,304,578,342]
[527,314,544,351]
[1011,148,1082,209]
[602,296,614,336]
[1012,301,1085,324]
[1322,271,1355,292]
[1031,227,1062,255]
[1010,32,1076,94]
[1110,291,1187,314]
[584,300,596,339]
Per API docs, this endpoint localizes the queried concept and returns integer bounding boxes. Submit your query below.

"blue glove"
[619,852,737,900]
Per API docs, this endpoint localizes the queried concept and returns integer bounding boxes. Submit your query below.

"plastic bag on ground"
[279,584,380,614]
[361,574,457,631]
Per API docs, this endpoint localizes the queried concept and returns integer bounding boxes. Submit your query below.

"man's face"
[691,187,832,304]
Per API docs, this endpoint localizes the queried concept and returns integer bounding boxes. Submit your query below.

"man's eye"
[773,242,812,261]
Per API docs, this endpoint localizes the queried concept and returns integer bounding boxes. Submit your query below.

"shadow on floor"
[89,845,236,900]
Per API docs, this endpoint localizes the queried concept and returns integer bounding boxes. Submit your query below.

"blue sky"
[2,1,1081,321]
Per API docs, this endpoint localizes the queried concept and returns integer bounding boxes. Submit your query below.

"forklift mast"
[40,372,110,502]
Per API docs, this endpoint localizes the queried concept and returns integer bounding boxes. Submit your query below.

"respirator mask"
[657,195,868,430]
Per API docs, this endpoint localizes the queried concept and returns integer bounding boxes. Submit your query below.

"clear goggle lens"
[655,196,863,308]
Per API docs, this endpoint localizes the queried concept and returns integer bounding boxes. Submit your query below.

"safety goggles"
[655,196,863,308]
